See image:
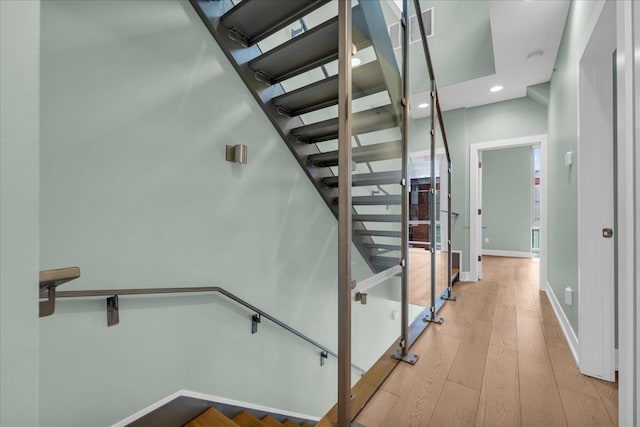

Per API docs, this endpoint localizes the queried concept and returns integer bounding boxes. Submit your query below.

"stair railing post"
[337,0,353,425]
[391,0,417,365]
[400,0,410,360]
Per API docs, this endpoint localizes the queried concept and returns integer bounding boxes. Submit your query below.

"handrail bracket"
[251,313,261,334]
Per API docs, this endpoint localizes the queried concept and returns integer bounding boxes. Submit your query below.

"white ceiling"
[409,0,570,118]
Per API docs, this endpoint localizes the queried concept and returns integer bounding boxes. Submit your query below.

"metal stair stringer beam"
[358,0,403,121]
[189,0,338,213]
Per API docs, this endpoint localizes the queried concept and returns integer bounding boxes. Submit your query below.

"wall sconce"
[226,144,247,164]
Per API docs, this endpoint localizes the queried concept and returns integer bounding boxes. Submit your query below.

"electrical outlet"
[564,287,573,305]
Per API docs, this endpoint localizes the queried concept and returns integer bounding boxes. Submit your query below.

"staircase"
[190,0,405,273]
[186,408,314,427]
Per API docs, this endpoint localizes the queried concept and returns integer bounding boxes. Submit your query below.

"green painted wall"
[37,1,405,424]
[482,147,532,254]
[547,0,600,334]
[410,97,547,270]
[0,1,41,426]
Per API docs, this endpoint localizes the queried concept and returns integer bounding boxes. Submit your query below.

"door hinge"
[478,208,482,215]
[478,255,482,262]
[478,162,482,168]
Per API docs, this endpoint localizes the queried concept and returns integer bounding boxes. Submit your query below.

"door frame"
[609,0,636,424]
[469,134,548,288]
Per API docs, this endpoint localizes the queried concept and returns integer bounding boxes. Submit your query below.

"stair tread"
[356,229,402,238]
[353,214,401,222]
[350,194,402,205]
[233,410,266,427]
[308,140,402,167]
[364,243,401,251]
[186,407,239,427]
[322,170,401,187]
[292,106,398,144]
[221,0,330,46]
[370,255,401,268]
[282,421,300,427]
[261,415,284,427]
[300,423,314,427]
[272,61,386,116]
[249,5,370,84]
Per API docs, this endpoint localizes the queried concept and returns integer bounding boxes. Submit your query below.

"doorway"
[469,135,548,286]
[577,0,616,382]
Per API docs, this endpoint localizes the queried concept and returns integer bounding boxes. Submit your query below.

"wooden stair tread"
[300,423,314,427]
[39,266,80,289]
[261,415,284,427]
[282,420,300,427]
[233,410,266,427]
[185,407,239,427]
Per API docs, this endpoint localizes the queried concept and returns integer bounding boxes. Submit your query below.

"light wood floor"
[356,256,618,427]
[408,249,449,307]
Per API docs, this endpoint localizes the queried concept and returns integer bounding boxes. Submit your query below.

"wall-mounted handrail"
[46,285,366,375]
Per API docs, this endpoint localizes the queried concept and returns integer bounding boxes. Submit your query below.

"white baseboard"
[459,271,474,282]
[543,281,579,365]
[111,389,320,427]
[482,249,532,258]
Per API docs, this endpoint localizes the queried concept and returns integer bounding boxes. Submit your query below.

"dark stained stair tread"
[221,0,331,46]
[291,106,398,144]
[307,140,402,167]
[272,61,386,116]
[248,5,370,84]
[322,170,401,187]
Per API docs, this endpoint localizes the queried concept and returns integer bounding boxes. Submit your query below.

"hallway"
[356,256,618,427]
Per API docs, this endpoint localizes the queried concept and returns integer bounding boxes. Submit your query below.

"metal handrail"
[50,286,366,375]
[413,0,457,311]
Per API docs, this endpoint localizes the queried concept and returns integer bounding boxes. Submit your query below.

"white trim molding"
[616,0,637,425]
[111,390,320,427]
[482,249,532,259]
[469,134,548,289]
[544,281,579,365]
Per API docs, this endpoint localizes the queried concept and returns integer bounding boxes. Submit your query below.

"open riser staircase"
[190,0,407,273]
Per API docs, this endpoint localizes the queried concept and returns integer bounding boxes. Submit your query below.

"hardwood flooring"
[408,249,450,307]
[356,256,618,427]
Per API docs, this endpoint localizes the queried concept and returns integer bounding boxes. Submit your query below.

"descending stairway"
[190,0,405,273]
[186,408,315,427]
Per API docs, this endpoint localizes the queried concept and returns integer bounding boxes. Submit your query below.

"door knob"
[602,228,613,238]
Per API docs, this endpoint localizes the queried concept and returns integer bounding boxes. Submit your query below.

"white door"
[477,153,483,279]
[577,1,616,381]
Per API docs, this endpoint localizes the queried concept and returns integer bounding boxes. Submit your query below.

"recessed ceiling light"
[418,103,429,109]
[351,57,362,67]
[490,85,503,93]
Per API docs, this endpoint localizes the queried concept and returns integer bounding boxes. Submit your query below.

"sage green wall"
[410,97,547,271]
[0,2,41,426]
[547,0,600,334]
[38,1,405,425]
[482,147,532,254]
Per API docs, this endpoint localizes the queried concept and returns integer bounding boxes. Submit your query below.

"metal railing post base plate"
[423,313,444,324]
[391,350,419,365]
[441,294,457,301]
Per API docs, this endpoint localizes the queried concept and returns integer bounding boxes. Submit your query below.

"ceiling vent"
[389,8,433,50]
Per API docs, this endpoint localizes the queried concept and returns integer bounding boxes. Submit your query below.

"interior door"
[577,2,616,381]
